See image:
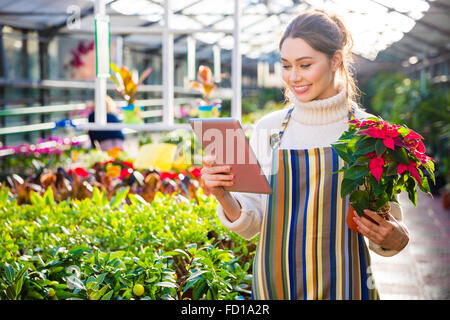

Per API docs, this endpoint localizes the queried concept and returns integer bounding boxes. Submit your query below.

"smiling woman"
[202,9,410,301]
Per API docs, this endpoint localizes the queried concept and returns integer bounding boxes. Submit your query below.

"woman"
[88,95,125,151]
[201,10,410,300]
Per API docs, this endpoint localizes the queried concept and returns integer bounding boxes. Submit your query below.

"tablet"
[190,118,272,194]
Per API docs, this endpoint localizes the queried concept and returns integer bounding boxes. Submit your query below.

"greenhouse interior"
[0,0,449,301]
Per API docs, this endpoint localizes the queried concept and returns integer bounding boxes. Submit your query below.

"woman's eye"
[301,64,311,68]
[282,65,291,69]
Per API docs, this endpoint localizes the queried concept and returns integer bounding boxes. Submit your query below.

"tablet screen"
[190,118,272,194]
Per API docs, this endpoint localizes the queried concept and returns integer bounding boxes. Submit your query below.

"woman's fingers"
[203,173,234,181]
[202,155,216,167]
[201,165,231,175]
[204,178,234,188]
[362,209,386,225]
[353,211,382,244]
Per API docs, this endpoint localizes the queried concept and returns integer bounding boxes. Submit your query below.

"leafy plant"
[0,185,256,300]
[109,62,152,105]
[331,116,435,216]
[189,65,217,105]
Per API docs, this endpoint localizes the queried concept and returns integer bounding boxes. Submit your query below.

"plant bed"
[0,186,256,300]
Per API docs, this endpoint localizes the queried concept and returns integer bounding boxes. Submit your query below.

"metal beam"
[370,0,450,38]
[404,32,450,53]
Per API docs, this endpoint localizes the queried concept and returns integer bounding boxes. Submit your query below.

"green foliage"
[0,186,256,300]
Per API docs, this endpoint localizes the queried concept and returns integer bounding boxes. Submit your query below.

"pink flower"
[369,156,385,183]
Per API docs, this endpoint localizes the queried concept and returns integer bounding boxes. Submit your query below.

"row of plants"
[0,186,256,300]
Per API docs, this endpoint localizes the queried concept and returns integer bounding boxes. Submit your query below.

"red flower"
[398,160,422,187]
[369,156,385,183]
[189,167,202,178]
[360,121,400,150]
[160,171,178,180]
[119,168,133,180]
[74,167,89,177]
[121,161,134,169]
[404,130,424,140]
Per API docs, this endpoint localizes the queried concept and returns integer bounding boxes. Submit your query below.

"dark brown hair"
[279,9,359,108]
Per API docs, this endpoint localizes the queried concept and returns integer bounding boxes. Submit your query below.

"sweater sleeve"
[216,118,275,240]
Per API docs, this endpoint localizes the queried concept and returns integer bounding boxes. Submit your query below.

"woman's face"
[280,37,341,102]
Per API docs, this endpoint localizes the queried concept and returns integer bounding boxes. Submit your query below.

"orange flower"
[107,146,123,159]
[106,165,121,178]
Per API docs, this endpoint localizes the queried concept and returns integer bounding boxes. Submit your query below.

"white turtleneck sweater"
[216,88,406,257]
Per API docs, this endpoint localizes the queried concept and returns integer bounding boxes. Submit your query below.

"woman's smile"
[291,84,312,95]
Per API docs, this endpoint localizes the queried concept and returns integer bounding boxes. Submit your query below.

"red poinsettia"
[359,120,400,150]
[332,116,435,218]
[369,156,385,183]
[398,159,423,187]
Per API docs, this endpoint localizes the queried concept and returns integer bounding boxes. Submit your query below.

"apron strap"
[270,107,294,149]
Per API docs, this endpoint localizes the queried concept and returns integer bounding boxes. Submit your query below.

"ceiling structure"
[0,0,448,63]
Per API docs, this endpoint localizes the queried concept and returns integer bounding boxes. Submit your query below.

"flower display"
[331,117,435,218]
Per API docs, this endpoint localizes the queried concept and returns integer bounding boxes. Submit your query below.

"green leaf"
[92,187,102,206]
[386,162,398,176]
[375,139,386,157]
[5,263,15,283]
[343,165,369,181]
[29,191,43,206]
[43,187,54,206]
[406,177,417,206]
[375,192,389,211]
[14,266,27,290]
[389,147,409,165]
[101,290,114,300]
[91,284,110,300]
[349,190,369,216]
[331,143,352,164]
[340,178,362,198]
[68,245,90,256]
[109,187,130,209]
[354,137,376,156]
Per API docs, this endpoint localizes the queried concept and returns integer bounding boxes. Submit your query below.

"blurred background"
[0,0,448,299]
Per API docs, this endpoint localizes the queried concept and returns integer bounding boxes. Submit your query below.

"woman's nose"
[290,68,302,82]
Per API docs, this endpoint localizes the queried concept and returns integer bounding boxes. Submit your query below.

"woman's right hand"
[201,155,234,199]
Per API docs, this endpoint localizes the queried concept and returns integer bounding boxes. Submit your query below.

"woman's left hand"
[353,209,409,251]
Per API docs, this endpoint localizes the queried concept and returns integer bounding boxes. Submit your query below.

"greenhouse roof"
[0,0,448,61]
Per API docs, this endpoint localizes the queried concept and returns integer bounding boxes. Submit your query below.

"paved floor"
[370,191,450,300]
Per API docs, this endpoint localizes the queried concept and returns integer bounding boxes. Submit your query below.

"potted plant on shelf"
[331,117,436,233]
[109,62,152,124]
[189,65,221,118]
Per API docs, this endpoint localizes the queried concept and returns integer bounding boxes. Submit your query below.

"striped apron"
[251,107,379,300]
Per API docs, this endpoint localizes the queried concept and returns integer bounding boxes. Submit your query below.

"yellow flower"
[71,150,78,162]
[106,165,121,178]
[107,146,123,159]
[172,154,189,172]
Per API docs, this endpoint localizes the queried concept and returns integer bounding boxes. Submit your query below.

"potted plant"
[331,117,436,233]
[109,62,152,124]
[189,65,221,118]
